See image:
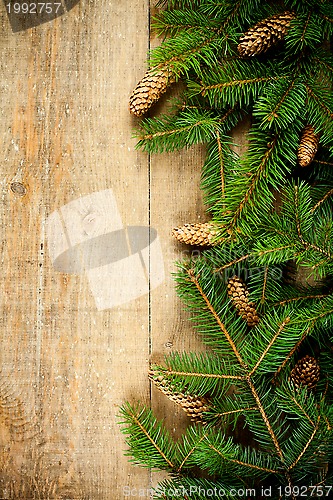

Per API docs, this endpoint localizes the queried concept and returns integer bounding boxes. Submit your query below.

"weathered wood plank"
[0,1,152,498]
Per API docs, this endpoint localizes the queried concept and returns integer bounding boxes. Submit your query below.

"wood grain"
[0,0,216,498]
[0,1,153,498]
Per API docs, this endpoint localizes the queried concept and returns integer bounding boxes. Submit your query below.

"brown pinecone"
[227,276,259,327]
[172,223,217,247]
[129,67,175,117]
[149,371,209,424]
[290,355,320,391]
[237,302,260,327]
[238,11,296,57]
[227,276,249,303]
[297,125,320,167]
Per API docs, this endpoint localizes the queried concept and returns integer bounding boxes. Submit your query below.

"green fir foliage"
[120,1,333,497]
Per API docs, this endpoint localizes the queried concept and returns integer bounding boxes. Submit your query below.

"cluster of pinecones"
[149,371,209,424]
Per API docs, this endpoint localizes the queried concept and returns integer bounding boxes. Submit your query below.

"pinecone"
[238,11,296,57]
[129,67,175,117]
[290,355,320,391]
[227,276,259,327]
[172,223,217,247]
[149,371,209,424]
[297,125,320,167]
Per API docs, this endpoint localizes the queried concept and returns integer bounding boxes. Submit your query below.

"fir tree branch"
[187,268,247,368]
[193,73,288,111]
[286,11,324,51]
[119,404,176,470]
[198,0,244,23]
[324,415,332,431]
[149,30,227,77]
[154,477,246,500]
[248,317,291,377]
[293,185,333,260]
[306,82,333,120]
[311,188,333,213]
[305,81,333,147]
[195,426,284,478]
[156,0,202,7]
[313,159,333,167]
[201,136,240,216]
[214,406,258,419]
[214,254,250,273]
[297,306,333,324]
[213,245,295,274]
[272,321,315,381]
[206,440,279,474]
[229,135,278,230]
[134,109,225,153]
[202,76,281,94]
[153,9,222,36]
[177,433,207,472]
[151,352,245,395]
[319,12,333,25]
[312,56,333,79]
[275,294,329,307]
[257,245,297,258]
[253,79,306,130]
[246,377,284,459]
[288,416,321,471]
[158,369,244,381]
[220,128,298,234]
[132,412,174,468]
[289,394,316,428]
[188,59,289,109]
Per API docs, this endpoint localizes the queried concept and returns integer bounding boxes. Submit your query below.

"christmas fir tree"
[120,1,333,498]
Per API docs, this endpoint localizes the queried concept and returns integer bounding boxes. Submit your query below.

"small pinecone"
[297,125,320,167]
[238,11,296,57]
[172,223,217,247]
[227,276,259,327]
[129,67,175,117]
[149,371,209,424]
[290,355,320,391]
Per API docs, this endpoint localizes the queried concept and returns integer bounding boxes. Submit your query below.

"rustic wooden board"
[0,0,210,498]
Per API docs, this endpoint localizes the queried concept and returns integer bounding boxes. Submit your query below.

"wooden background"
[0,1,216,498]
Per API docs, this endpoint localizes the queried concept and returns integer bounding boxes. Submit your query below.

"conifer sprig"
[150,351,244,396]
[149,30,229,78]
[285,11,325,52]
[188,60,288,109]
[200,135,239,214]
[253,79,306,130]
[134,108,237,154]
[119,403,177,469]
[152,9,222,36]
